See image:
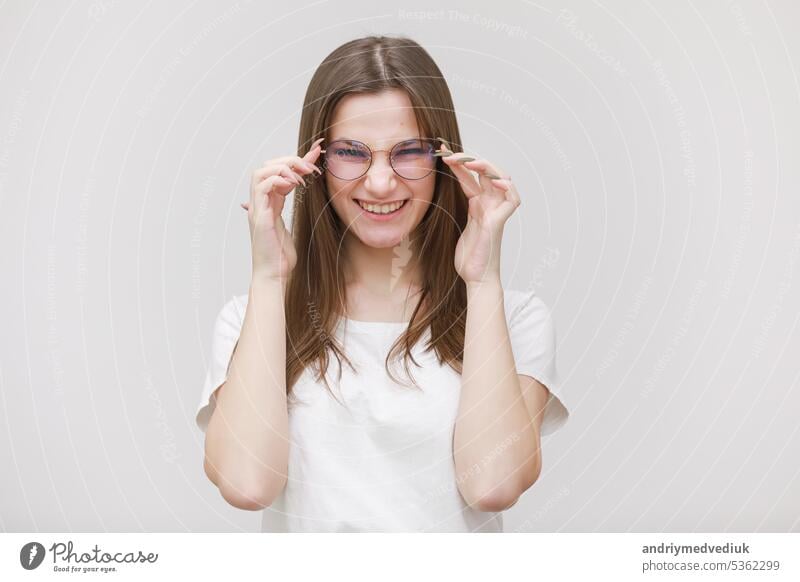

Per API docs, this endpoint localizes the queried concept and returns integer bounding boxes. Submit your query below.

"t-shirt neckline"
[339,317,410,332]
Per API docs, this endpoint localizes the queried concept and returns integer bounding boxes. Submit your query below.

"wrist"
[465,276,503,297]
[250,272,289,294]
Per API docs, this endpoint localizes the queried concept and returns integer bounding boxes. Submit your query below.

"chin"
[354,230,407,249]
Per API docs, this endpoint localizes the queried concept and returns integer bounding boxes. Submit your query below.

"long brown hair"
[284,34,468,404]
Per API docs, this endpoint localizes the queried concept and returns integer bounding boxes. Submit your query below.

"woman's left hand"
[440,142,521,285]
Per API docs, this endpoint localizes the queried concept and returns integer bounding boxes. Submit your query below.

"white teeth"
[356,200,405,214]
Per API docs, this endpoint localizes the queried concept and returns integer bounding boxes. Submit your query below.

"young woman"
[196,35,569,532]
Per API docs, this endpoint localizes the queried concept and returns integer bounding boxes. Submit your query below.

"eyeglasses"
[321,137,440,181]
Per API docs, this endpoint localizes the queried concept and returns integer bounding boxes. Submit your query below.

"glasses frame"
[321,137,442,181]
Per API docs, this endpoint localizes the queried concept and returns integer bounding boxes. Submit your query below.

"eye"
[334,147,368,159]
[394,139,434,157]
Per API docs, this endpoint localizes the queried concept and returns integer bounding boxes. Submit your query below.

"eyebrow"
[329,136,423,148]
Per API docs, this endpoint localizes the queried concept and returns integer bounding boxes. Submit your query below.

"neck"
[343,233,424,296]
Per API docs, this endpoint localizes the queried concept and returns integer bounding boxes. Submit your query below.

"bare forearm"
[454,279,540,510]
[204,276,289,509]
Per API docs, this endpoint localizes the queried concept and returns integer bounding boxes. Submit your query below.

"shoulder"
[503,287,556,351]
[213,293,248,332]
[503,287,531,309]
[231,293,248,318]
[504,287,551,323]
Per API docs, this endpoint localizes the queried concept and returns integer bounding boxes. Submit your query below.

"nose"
[363,153,397,197]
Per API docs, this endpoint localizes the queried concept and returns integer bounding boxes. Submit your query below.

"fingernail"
[456,157,476,163]
[436,137,451,151]
[432,151,453,157]
[485,173,501,179]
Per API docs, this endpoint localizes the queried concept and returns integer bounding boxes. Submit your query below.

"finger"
[277,163,306,186]
[250,178,283,222]
[489,178,513,192]
[460,159,506,180]
[255,174,295,200]
[263,173,291,216]
[495,197,520,223]
[294,138,326,173]
[461,159,509,194]
[277,158,319,177]
[302,137,325,165]
[499,179,520,205]
[300,146,324,176]
[262,155,321,177]
[290,155,321,176]
[491,179,520,208]
[255,163,306,186]
[438,144,480,198]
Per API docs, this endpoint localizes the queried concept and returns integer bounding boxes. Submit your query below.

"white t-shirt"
[195,288,569,532]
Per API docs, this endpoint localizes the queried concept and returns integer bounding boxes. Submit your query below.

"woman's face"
[324,89,436,249]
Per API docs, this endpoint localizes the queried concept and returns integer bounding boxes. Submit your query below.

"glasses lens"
[391,139,436,180]
[325,140,370,180]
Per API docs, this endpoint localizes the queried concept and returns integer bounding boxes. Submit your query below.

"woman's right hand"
[242,138,325,281]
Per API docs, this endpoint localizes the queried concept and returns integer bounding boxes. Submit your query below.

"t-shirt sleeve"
[507,289,569,436]
[195,295,245,434]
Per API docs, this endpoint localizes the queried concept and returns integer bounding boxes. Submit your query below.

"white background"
[0,0,798,532]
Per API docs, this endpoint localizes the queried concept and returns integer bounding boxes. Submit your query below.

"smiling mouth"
[354,199,409,215]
